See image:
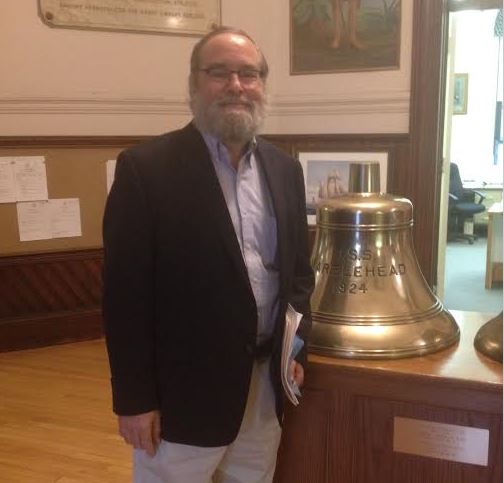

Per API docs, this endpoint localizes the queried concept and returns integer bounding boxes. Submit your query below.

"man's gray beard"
[191,94,266,144]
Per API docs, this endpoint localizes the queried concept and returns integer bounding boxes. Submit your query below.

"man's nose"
[226,73,244,92]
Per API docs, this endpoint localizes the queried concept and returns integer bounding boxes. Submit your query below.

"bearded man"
[102,26,314,483]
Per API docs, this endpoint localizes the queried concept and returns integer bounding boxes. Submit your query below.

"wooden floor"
[0,339,131,482]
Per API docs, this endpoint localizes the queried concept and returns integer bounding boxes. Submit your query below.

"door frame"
[409,0,501,288]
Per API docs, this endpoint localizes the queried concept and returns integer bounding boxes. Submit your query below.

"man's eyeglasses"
[198,67,264,84]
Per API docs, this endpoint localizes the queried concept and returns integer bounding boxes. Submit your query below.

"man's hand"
[289,360,304,387]
[118,410,161,457]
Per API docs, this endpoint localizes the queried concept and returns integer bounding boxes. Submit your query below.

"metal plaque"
[39,0,220,36]
[393,417,489,466]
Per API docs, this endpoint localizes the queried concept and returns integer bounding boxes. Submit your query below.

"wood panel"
[0,249,104,351]
[273,311,503,483]
[407,0,447,287]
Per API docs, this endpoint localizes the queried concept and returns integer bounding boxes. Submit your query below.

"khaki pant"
[134,359,282,483]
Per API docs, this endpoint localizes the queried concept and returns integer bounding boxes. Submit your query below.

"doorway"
[438,7,503,313]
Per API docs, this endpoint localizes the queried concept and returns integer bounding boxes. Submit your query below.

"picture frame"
[297,151,388,224]
[290,0,401,74]
[453,73,469,115]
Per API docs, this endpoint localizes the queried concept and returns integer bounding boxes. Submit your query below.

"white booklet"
[281,304,304,406]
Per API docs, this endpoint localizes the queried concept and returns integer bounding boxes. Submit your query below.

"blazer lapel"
[255,141,289,301]
[180,124,252,292]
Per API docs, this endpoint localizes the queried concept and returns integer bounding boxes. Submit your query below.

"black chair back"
[449,163,465,200]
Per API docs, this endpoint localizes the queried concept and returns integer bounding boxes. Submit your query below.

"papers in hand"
[281,304,304,406]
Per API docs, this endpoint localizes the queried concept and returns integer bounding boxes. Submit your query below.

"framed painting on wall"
[297,151,388,224]
[290,0,401,74]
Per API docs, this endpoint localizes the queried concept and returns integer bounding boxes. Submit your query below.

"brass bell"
[309,162,460,359]
[474,312,503,363]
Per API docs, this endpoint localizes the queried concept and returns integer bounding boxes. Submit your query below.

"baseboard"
[0,308,103,352]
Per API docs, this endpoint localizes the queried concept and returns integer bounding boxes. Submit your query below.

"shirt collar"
[199,128,257,167]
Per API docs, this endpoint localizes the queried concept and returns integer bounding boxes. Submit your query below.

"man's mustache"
[215,97,254,109]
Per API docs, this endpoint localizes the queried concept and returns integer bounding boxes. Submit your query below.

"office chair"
[447,163,486,244]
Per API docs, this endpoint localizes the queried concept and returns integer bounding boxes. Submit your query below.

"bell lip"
[307,309,461,360]
[308,334,460,360]
[311,303,452,326]
[473,312,503,363]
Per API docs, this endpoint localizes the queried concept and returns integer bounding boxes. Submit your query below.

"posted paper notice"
[0,158,16,203]
[14,156,49,202]
[17,201,51,241]
[49,198,82,238]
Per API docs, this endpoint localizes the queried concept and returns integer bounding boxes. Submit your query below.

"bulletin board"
[0,137,146,257]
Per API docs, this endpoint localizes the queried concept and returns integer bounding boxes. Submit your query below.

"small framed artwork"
[297,151,388,224]
[453,73,468,115]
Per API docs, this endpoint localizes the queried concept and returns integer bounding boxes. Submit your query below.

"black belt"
[254,338,274,361]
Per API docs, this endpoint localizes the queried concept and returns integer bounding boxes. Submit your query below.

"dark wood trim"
[407,0,449,287]
[0,247,103,265]
[0,309,103,352]
[0,136,150,148]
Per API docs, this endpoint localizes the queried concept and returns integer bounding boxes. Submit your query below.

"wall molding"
[270,91,410,116]
[0,96,189,115]
[0,90,410,117]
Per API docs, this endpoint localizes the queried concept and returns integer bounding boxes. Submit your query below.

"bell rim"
[308,333,460,360]
[311,302,450,326]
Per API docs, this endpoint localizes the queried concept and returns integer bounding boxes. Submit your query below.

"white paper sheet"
[16,201,51,241]
[13,156,49,202]
[106,159,117,194]
[0,158,16,203]
[49,198,82,239]
[281,304,304,406]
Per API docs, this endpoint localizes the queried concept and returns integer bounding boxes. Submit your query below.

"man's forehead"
[199,33,260,64]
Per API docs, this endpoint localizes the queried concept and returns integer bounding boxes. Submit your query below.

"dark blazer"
[102,122,314,447]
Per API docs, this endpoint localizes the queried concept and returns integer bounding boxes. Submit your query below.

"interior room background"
[1,1,501,351]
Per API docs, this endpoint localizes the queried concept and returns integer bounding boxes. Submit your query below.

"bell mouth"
[309,307,460,359]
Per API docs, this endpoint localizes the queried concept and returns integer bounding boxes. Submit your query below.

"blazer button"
[245,343,254,355]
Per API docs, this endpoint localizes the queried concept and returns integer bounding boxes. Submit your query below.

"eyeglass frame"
[197,66,266,84]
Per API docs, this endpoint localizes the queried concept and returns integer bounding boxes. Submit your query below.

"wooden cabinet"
[274,311,502,483]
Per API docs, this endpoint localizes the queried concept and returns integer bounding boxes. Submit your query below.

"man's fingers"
[152,412,161,447]
[139,427,156,457]
[292,362,305,387]
[118,411,160,456]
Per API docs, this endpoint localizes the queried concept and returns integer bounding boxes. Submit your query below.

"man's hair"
[188,26,269,94]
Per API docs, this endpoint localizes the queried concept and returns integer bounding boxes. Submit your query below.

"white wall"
[451,9,503,185]
[0,0,413,136]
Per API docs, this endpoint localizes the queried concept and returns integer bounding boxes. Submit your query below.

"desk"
[274,311,502,483]
[486,202,503,289]
[462,184,503,227]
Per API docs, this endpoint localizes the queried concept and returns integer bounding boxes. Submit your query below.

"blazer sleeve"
[102,150,159,415]
[290,160,315,367]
